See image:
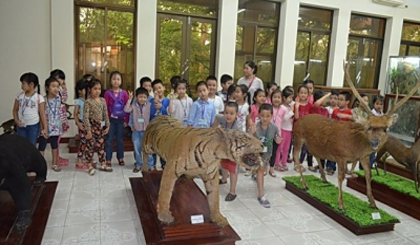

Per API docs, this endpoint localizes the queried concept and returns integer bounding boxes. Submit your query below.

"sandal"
[118,158,125,166]
[308,166,317,172]
[106,161,113,172]
[133,167,141,173]
[283,165,289,171]
[52,165,61,172]
[225,193,237,202]
[274,165,282,171]
[88,167,96,176]
[327,170,335,175]
[269,170,276,177]
[219,179,227,185]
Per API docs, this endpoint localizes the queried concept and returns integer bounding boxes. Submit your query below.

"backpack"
[107,90,126,117]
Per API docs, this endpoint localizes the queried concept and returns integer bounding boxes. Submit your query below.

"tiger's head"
[218,129,264,170]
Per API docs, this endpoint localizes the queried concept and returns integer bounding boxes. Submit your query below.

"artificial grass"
[283,175,399,226]
[353,170,420,200]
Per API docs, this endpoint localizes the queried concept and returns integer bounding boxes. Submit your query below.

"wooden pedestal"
[130,172,240,245]
[377,161,414,180]
[285,182,397,235]
[347,175,420,221]
[0,181,57,245]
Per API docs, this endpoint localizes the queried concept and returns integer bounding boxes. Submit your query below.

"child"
[352,93,369,119]
[226,84,237,103]
[326,89,339,118]
[140,76,154,101]
[50,69,69,166]
[269,89,283,177]
[212,102,242,201]
[104,71,129,167]
[206,76,224,114]
[188,81,216,128]
[169,79,193,126]
[372,95,384,116]
[38,77,63,172]
[249,104,282,208]
[294,85,313,172]
[13,72,47,146]
[234,84,250,132]
[166,76,191,99]
[84,79,110,175]
[125,88,154,172]
[277,87,294,171]
[265,82,278,104]
[245,88,266,176]
[74,79,88,169]
[328,91,353,175]
[150,79,170,169]
[217,74,233,104]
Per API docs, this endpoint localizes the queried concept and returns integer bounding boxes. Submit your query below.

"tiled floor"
[41,145,420,245]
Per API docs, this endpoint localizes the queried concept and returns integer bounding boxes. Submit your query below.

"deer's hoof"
[303,187,309,191]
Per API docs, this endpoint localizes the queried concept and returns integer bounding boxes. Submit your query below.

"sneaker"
[245,169,251,176]
[133,167,141,173]
[257,196,271,208]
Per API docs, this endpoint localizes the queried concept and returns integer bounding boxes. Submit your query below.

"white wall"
[0,0,51,125]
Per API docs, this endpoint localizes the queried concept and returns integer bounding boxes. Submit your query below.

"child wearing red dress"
[294,85,312,172]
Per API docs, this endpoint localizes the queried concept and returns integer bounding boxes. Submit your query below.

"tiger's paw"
[158,211,174,224]
[211,213,228,227]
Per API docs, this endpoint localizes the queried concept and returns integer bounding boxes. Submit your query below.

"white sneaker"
[258,196,271,208]
[245,170,251,176]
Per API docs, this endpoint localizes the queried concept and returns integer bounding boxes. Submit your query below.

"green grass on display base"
[353,169,420,200]
[282,175,399,226]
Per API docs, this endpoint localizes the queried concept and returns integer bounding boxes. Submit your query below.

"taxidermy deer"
[293,60,420,210]
[376,135,420,192]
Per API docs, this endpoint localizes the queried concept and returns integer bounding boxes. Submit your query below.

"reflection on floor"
[41,145,420,245]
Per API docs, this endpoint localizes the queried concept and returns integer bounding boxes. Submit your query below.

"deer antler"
[343,60,374,116]
[387,73,420,115]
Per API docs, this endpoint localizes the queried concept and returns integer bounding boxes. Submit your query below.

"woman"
[237,60,264,100]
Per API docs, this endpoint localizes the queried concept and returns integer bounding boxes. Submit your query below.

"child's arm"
[102,99,110,135]
[211,116,219,128]
[124,91,134,113]
[39,101,48,138]
[12,99,23,127]
[337,113,353,120]
[168,90,174,115]
[274,127,282,144]
[83,101,92,135]
[103,90,112,117]
[294,102,300,120]
[160,99,169,115]
[314,92,331,106]
[122,90,130,124]
[60,85,68,102]
[73,104,84,130]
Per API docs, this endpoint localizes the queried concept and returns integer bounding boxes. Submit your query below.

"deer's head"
[344,61,420,150]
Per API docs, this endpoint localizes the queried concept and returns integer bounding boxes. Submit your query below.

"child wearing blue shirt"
[188,81,216,128]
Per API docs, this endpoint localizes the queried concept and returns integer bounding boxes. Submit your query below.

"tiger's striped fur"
[141,116,263,227]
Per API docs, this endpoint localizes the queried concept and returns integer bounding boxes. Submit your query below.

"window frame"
[347,14,386,89]
[74,0,137,91]
[400,21,420,56]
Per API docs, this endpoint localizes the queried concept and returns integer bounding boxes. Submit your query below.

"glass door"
[156,13,216,93]
[76,5,135,91]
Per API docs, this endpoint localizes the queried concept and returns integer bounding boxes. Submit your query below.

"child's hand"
[275,134,283,144]
[103,127,109,135]
[41,129,48,138]
[250,123,257,134]
[169,89,175,99]
[15,120,24,127]
[86,131,92,139]
[77,123,85,131]
[128,91,133,100]
[337,113,345,119]
[295,101,300,108]
[124,122,128,128]
[155,100,162,110]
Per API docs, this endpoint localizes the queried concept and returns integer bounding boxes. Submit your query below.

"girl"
[278,87,294,172]
[294,85,313,172]
[212,102,242,201]
[169,79,193,126]
[234,84,250,132]
[269,89,284,177]
[74,79,88,169]
[296,80,315,104]
[38,77,62,172]
[206,76,224,114]
[13,72,47,146]
[227,84,237,103]
[50,69,69,167]
[84,79,110,175]
[245,88,266,176]
[372,95,384,116]
[104,71,129,167]
[265,82,278,104]
[237,60,264,100]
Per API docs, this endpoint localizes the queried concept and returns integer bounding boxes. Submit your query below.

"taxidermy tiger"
[141,116,263,227]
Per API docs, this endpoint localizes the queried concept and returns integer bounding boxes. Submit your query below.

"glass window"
[345,14,385,89]
[349,14,385,38]
[234,1,280,84]
[157,0,218,16]
[400,22,420,56]
[293,6,332,88]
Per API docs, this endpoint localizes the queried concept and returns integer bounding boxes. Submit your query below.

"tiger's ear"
[214,128,227,140]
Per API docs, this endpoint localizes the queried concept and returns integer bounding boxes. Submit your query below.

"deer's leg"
[157,160,177,224]
[315,157,327,183]
[293,137,308,189]
[414,161,419,193]
[337,161,346,210]
[360,158,377,209]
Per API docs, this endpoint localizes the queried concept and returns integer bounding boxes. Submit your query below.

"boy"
[124,88,154,172]
[250,104,282,208]
[188,81,216,128]
[217,74,233,104]
[327,91,353,175]
[326,89,339,118]
[140,76,154,100]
